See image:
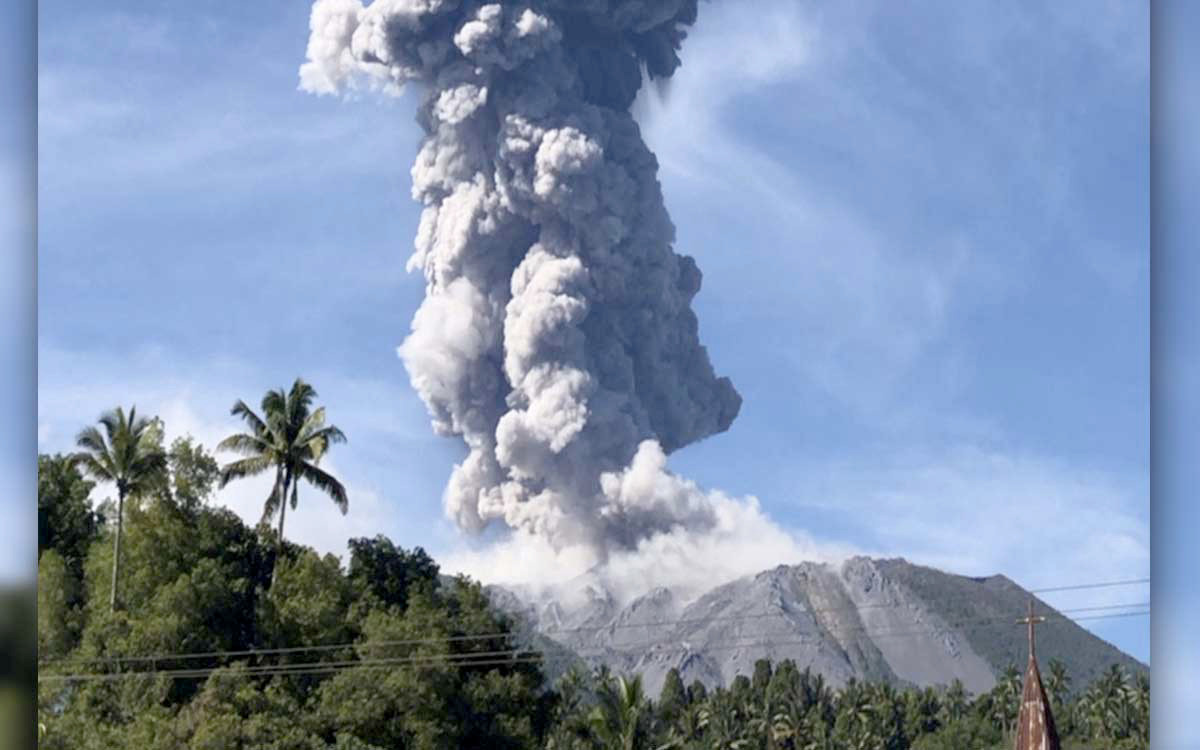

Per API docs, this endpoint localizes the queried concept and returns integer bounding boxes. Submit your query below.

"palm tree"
[1130,672,1150,743]
[74,405,168,612]
[940,679,968,724]
[746,688,777,749]
[217,378,347,581]
[668,703,709,748]
[588,673,656,750]
[992,664,1022,734]
[546,667,595,750]
[834,682,877,750]
[1046,659,1071,734]
[697,691,744,750]
[1095,663,1131,741]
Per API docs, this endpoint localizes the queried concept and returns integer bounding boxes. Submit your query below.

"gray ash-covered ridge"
[488,556,1147,696]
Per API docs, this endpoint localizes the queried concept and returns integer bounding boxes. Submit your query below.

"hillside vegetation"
[37,422,1149,749]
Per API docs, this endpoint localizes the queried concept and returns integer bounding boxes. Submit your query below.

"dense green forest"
[36,408,1149,749]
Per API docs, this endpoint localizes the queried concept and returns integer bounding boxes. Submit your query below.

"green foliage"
[37,411,1152,750]
[585,672,658,750]
[751,657,773,695]
[540,658,1149,750]
[312,578,548,749]
[37,445,550,749]
[73,406,169,502]
[163,436,221,512]
[910,717,1001,750]
[74,405,170,612]
[259,550,354,654]
[38,453,98,572]
[218,378,348,568]
[346,535,439,614]
[184,667,328,749]
[657,666,686,726]
[38,550,83,657]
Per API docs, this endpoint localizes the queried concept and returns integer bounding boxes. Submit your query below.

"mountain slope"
[488,556,1146,696]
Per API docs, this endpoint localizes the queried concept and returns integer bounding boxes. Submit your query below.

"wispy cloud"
[38,6,418,197]
[790,444,1149,613]
[38,65,412,194]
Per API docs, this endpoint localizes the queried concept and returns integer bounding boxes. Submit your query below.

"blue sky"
[29,0,1152,672]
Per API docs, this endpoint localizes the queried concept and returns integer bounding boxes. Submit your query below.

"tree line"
[59,378,350,613]
[37,382,1149,749]
[545,657,1148,750]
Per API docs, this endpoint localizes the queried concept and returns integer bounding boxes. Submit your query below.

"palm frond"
[297,461,348,514]
[128,447,167,474]
[217,432,276,458]
[300,425,347,463]
[73,453,116,483]
[229,399,271,438]
[97,407,125,445]
[288,379,317,415]
[75,425,111,456]
[310,425,347,445]
[127,409,154,440]
[261,389,288,422]
[283,379,316,441]
[218,455,275,487]
[298,405,326,435]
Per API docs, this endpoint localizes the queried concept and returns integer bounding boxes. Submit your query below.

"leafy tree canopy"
[35,415,1149,750]
[38,453,98,570]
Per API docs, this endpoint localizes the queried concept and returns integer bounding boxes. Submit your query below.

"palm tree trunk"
[110,487,124,612]
[277,484,287,544]
[270,472,291,588]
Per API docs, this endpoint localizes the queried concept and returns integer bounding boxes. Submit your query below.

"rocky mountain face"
[487,557,1146,697]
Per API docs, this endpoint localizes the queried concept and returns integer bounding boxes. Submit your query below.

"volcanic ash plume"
[300,0,745,569]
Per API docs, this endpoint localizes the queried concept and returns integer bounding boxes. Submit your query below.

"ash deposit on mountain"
[488,557,1149,696]
[300,0,833,590]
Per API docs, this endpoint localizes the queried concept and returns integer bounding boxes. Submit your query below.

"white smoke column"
[300,0,749,574]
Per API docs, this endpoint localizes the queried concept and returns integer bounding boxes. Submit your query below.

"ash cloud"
[300,0,751,574]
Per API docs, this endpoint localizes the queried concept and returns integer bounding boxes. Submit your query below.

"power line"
[41,629,517,668]
[39,574,1152,669]
[38,608,1148,684]
[41,610,1147,684]
[40,655,548,684]
[1027,578,1150,594]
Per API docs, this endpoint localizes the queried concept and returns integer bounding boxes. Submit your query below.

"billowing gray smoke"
[300,0,742,564]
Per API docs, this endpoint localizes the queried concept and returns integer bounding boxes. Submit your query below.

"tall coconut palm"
[217,378,347,581]
[74,405,168,612]
[588,673,659,750]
